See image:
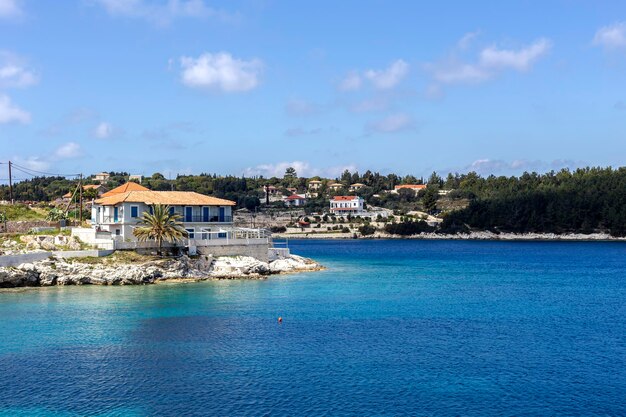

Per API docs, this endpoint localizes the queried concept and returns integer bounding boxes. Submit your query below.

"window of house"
[131,206,139,218]
[186,228,195,239]
[115,229,121,236]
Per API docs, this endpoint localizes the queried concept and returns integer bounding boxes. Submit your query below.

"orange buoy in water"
[278,317,283,323]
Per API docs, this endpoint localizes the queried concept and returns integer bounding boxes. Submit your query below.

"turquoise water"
[1,240,625,416]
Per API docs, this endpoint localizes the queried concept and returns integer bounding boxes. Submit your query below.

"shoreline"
[0,253,324,288]
[273,231,626,242]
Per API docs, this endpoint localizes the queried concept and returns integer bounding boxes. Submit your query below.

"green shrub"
[358,224,376,236]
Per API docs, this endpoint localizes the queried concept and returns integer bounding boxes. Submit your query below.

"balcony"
[181,215,233,223]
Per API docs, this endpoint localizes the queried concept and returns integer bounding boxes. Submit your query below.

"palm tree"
[133,204,188,256]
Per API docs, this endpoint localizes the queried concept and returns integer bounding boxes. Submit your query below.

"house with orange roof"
[90,190,236,242]
[62,184,105,201]
[392,184,426,194]
[100,181,149,197]
[329,196,365,215]
[283,194,307,207]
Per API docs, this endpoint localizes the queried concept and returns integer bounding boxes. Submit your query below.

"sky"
[1,0,626,181]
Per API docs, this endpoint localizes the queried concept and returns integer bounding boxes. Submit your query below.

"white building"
[94,172,110,183]
[91,189,236,241]
[349,183,365,192]
[308,180,322,190]
[283,194,307,207]
[330,196,365,215]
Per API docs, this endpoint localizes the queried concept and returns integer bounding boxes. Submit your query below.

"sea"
[0,240,625,416]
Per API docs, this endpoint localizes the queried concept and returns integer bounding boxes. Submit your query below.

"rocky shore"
[0,253,323,288]
[274,231,626,241]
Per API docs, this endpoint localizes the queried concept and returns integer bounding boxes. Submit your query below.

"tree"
[133,204,188,256]
[284,167,297,179]
[83,187,99,201]
[422,187,439,213]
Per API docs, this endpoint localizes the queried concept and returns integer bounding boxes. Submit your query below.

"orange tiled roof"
[95,191,236,206]
[331,196,360,201]
[394,184,426,190]
[62,184,101,198]
[100,182,149,197]
[286,194,306,201]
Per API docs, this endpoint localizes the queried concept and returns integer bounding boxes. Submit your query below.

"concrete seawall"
[197,243,270,262]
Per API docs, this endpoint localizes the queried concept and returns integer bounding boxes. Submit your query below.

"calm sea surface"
[0,240,625,416]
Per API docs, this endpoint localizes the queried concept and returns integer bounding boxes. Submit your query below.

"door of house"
[202,207,209,222]
[219,207,225,222]
[185,206,193,222]
[113,207,118,222]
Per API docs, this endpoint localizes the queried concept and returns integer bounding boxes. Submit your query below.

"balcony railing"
[96,215,232,224]
[181,215,233,223]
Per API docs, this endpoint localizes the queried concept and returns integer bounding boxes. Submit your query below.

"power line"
[1,161,80,178]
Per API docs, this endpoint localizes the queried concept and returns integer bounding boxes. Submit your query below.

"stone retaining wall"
[5,221,57,233]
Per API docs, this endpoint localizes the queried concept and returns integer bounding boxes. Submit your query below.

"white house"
[330,196,365,215]
[328,183,344,192]
[283,194,307,207]
[349,183,365,192]
[91,190,236,241]
[94,172,110,183]
[308,180,322,190]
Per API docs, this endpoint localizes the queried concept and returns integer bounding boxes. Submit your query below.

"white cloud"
[593,22,626,50]
[428,37,551,85]
[243,161,357,179]
[95,0,234,25]
[433,63,491,84]
[0,0,22,19]
[367,113,413,133]
[364,59,409,90]
[458,31,480,50]
[339,71,362,91]
[13,156,50,172]
[0,51,38,88]
[479,38,552,71]
[0,94,30,124]
[54,142,81,159]
[93,122,114,139]
[339,59,409,91]
[179,52,262,92]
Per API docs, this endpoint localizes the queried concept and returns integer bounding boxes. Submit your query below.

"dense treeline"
[441,167,626,236]
[1,167,624,236]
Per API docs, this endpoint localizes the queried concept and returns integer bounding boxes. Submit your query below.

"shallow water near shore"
[1,240,625,416]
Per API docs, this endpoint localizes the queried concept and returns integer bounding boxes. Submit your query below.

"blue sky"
[1,0,626,181]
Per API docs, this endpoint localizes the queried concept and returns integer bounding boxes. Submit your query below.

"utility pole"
[79,174,83,224]
[8,160,13,205]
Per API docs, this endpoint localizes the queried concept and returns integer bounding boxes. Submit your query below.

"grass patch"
[0,204,48,221]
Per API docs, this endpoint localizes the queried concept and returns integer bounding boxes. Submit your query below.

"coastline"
[0,253,324,288]
[273,231,626,242]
